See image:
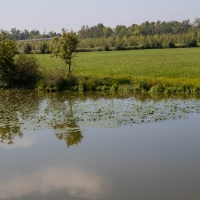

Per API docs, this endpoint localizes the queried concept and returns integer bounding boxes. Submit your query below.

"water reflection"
[0,134,35,150]
[0,127,22,144]
[1,90,200,146]
[55,124,83,147]
[0,166,110,200]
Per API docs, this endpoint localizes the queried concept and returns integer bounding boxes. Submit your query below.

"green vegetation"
[9,18,200,53]
[1,30,200,93]
[50,29,79,75]
[0,32,39,88]
[0,32,16,87]
[35,48,200,93]
[14,54,39,87]
[23,43,32,54]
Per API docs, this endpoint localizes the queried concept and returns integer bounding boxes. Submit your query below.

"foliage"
[14,54,39,87]
[17,28,200,53]
[185,39,198,47]
[38,66,78,91]
[167,42,176,48]
[39,42,49,54]
[0,31,17,86]
[2,18,200,41]
[50,29,79,76]
[23,43,32,54]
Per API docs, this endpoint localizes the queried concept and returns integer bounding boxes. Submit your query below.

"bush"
[14,54,39,86]
[168,42,176,48]
[104,44,110,51]
[39,66,78,91]
[23,43,32,54]
[185,39,198,47]
[39,43,49,54]
[115,45,125,50]
[0,31,16,87]
[115,77,131,85]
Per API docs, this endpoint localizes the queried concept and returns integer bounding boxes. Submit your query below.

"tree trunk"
[68,59,71,76]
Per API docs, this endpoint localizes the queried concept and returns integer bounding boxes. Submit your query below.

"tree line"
[3,18,200,40]
[3,28,61,40]
[77,18,200,50]
[7,18,200,53]
[78,18,200,38]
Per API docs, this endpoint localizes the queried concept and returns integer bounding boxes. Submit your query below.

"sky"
[1,0,200,33]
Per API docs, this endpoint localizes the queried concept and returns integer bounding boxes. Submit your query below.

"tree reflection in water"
[54,124,83,147]
[1,91,200,147]
[51,97,83,147]
[0,91,84,147]
[0,127,23,144]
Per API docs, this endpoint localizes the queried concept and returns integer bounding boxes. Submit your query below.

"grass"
[35,48,200,93]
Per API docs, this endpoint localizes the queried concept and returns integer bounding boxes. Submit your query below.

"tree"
[103,27,113,38]
[0,31,16,86]
[88,23,104,38]
[39,42,49,54]
[78,25,90,39]
[114,25,127,37]
[23,43,32,54]
[50,29,79,76]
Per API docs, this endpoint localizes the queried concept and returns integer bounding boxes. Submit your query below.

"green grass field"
[36,48,200,78]
[35,48,200,93]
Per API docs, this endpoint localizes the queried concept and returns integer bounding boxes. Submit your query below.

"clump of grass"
[76,76,200,94]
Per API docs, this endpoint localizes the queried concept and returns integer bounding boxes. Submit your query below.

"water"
[0,91,200,200]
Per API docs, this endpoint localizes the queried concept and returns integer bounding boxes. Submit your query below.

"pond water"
[0,91,200,200]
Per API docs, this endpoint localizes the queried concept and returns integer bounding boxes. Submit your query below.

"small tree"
[0,31,16,86]
[39,43,49,54]
[23,43,32,54]
[50,29,79,76]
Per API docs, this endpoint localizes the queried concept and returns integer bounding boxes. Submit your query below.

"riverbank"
[1,48,200,93]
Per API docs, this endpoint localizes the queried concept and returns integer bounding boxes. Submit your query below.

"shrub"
[0,31,17,87]
[185,39,198,47]
[39,66,78,91]
[57,76,78,90]
[168,42,176,48]
[39,43,49,54]
[115,45,124,50]
[14,54,39,86]
[104,44,110,51]
[115,77,131,85]
[23,43,32,54]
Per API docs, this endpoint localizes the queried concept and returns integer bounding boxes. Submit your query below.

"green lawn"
[35,48,200,79]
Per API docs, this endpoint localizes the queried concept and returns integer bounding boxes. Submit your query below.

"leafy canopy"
[0,31,16,86]
[50,29,79,75]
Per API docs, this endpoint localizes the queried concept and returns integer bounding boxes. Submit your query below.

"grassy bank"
[34,48,200,93]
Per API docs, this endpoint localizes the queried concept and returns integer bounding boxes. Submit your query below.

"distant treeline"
[8,18,200,52]
[77,18,200,50]
[3,29,61,40]
[78,19,200,38]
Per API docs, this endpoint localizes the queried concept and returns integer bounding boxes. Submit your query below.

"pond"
[0,90,200,200]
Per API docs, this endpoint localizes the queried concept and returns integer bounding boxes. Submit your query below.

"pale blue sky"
[1,0,200,33]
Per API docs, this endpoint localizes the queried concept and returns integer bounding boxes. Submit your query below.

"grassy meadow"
[35,48,200,93]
